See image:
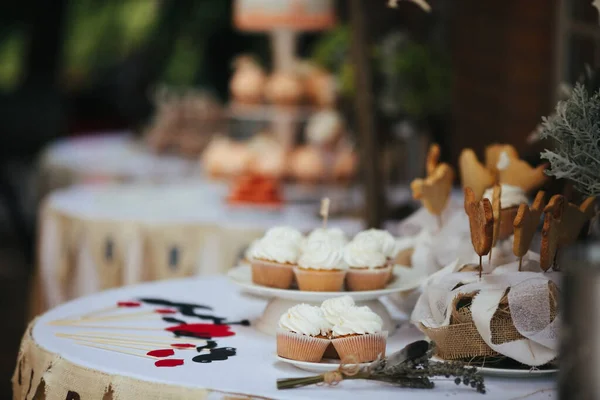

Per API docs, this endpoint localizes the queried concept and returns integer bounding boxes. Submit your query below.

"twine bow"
[320,355,361,386]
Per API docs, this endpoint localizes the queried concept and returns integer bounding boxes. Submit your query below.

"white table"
[31,181,363,316]
[15,276,557,400]
[37,133,199,197]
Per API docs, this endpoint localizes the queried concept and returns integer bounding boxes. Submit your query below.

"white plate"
[228,265,424,302]
[432,357,557,377]
[276,356,370,373]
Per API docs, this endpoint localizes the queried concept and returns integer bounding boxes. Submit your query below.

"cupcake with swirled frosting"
[249,231,302,289]
[276,304,332,362]
[305,227,348,248]
[353,229,397,261]
[330,305,387,362]
[343,237,391,291]
[264,226,304,246]
[294,238,347,292]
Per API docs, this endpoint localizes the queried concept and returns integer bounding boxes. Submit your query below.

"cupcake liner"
[276,330,331,362]
[293,267,346,292]
[323,342,340,359]
[251,259,295,289]
[498,207,519,241]
[331,332,388,363]
[345,266,392,291]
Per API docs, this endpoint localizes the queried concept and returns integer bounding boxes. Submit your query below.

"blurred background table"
[36,132,200,199]
[30,181,364,316]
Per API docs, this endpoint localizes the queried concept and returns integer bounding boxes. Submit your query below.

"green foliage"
[64,0,159,76]
[540,83,600,197]
[310,27,451,118]
[163,36,203,86]
[311,25,354,96]
[0,30,24,89]
[376,37,451,119]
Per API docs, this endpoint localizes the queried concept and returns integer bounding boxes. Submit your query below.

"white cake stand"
[228,265,424,336]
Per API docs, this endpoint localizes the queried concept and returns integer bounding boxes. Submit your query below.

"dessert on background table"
[226,174,284,208]
[144,87,224,157]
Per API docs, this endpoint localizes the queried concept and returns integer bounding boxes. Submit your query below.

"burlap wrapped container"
[421,282,559,361]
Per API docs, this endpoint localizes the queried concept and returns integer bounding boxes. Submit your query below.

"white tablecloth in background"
[16,276,557,400]
[37,133,199,197]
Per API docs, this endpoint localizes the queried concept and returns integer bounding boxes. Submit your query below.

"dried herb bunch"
[539,83,600,197]
[277,340,486,394]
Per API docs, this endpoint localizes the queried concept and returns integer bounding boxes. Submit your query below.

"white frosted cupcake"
[330,305,387,362]
[295,238,347,292]
[320,295,355,359]
[276,304,332,362]
[353,229,397,263]
[321,295,355,325]
[264,226,305,247]
[242,239,259,264]
[343,239,391,291]
[305,227,348,248]
[249,236,300,289]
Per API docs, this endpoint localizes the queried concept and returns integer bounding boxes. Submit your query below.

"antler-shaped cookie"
[464,187,494,277]
[411,163,454,222]
[488,184,502,263]
[497,157,548,194]
[558,197,596,246]
[459,149,495,201]
[513,191,546,270]
[485,144,519,172]
[540,195,565,272]
[426,143,441,176]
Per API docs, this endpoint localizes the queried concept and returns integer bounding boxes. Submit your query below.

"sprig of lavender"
[277,341,486,394]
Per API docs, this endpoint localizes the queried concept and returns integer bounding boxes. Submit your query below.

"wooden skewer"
[74,341,156,359]
[80,301,143,320]
[89,308,176,322]
[50,323,163,330]
[73,338,158,352]
[51,301,144,325]
[56,333,200,348]
[62,331,207,343]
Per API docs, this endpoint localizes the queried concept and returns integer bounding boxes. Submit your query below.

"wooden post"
[349,0,385,228]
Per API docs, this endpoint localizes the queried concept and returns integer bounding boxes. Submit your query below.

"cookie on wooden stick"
[426,143,441,176]
[488,184,502,263]
[411,163,454,228]
[558,196,596,246]
[513,191,546,271]
[485,144,519,172]
[540,195,565,272]
[498,157,548,194]
[464,187,494,278]
[459,149,495,201]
